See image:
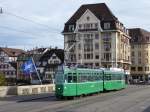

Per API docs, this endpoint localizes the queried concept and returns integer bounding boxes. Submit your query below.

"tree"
[0,72,6,86]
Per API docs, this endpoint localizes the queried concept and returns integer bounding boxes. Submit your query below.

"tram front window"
[55,72,64,84]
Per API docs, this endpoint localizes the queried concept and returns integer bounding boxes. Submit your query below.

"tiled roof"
[27,48,46,54]
[0,47,26,57]
[39,49,64,63]
[129,28,150,44]
[66,3,117,24]
[63,3,119,32]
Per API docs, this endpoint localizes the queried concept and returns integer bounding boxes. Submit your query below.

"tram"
[55,66,126,99]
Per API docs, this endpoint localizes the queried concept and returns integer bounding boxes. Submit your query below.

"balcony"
[78,28,98,32]
[103,38,111,42]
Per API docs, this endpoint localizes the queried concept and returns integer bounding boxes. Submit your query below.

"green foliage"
[0,72,6,86]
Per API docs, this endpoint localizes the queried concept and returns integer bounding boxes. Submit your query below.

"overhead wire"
[0,7,61,35]
[4,11,61,33]
[0,25,46,38]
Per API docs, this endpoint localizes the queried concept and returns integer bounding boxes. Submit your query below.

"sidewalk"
[0,92,54,103]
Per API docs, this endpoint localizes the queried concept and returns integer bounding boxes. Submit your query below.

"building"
[0,47,25,62]
[17,48,64,84]
[129,28,150,83]
[17,47,46,84]
[0,47,25,85]
[62,3,131,74]
[39,49,64,83]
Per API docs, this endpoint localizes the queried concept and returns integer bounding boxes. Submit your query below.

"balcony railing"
[78,28,98,32]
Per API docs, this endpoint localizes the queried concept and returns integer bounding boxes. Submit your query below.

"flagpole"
[31,57,42,85]
[29,73,32,84]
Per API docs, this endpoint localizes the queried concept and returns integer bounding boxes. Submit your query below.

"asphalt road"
[0,85,150,112]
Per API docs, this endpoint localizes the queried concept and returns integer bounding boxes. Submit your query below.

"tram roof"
[64,66,124,73]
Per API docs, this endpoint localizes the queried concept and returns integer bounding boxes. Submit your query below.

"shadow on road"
[143,106,150,112]
[0,93,58,103]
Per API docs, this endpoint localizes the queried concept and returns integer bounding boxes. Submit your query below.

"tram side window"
[68,73,73,83]
[116,74,121,80]
[111,74,115,80]
[78,73,81,82]
[122,74,125,80]
[81,74,88,82]
[91,73,95,81]
[96,73,99,81]
[93,73,97,81]
[119,74,122,80]
[105,74,111,80]
[72,73,77,83]
[88,74,93,81]
[100,73,103,80]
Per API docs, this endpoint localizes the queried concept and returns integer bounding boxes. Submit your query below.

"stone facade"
[129,28,150,83]
[63,3,131,75]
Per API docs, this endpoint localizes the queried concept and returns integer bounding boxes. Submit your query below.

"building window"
[138,58,141,64]
[79,24,82,29]
[83,23,93,29]
[131,67,136,71]
[145,67,149,71]
[145,44,148,48]
[138,51,141,57]
[103,33,111,41]
[95,23,98,29]
[78,54,81,60]
[87,16,90,21]
[95,63,99,67]
[95,43,99,50]
[146,51,148,56]
[146,36,149,41]
[43,61,47,66]
[146,58,149,63]
[131,58,135,64]
[69,25,74,31]
[95,34,99,39]
[52,56,56,59]
[104,53,111,61]
[104,44,111,51]
[104,22,110,29]
[95,55,99,59]
[131,51,134,57]
[138,67,143,71]
[84,53,93,59]
[78,44,81,50]
[138,45,141,48]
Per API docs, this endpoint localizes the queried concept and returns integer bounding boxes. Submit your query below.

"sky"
[0,0,150,50]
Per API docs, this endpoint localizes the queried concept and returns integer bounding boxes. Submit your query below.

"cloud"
[0,0,150,49]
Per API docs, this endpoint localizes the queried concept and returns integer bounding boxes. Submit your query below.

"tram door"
[67,72,77,96]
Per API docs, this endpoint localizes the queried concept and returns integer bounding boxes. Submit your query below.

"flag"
[21,58,36,75]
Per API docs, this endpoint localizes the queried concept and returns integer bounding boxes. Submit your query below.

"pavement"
[0,85,150,112]
[0,93,54,102]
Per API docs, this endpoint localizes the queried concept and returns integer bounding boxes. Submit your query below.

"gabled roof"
[66,3,117,24]
[0,47,26,57]
[39,49,64,65]
[63,3,121,33]
[129,28,150,43]
[27,48,46,54]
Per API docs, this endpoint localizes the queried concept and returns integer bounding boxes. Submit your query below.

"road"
[0,85,150,112]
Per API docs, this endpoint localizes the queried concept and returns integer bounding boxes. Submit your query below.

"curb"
[18,96,51,102]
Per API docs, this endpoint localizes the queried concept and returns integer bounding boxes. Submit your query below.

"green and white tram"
[55,66,126,99]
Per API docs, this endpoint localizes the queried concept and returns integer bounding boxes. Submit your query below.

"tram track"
[0,85,149,112]
[29,85,150,112]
